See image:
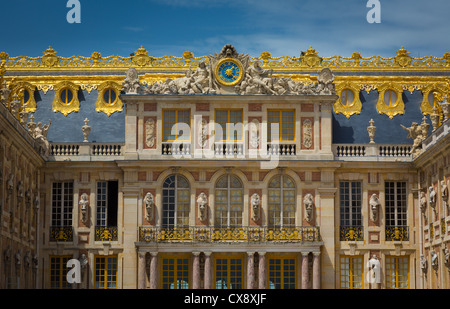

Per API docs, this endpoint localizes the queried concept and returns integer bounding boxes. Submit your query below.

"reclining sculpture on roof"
[122,45,336,96]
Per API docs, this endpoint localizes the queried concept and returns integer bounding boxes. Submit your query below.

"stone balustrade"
[333,143,412,162]
[49,142,124,161]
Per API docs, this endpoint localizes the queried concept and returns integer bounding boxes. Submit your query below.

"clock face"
[215,58,244,86]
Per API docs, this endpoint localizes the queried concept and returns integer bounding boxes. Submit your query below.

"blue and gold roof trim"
[1,45,449,144]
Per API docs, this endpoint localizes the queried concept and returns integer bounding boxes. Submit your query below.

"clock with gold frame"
[214,58,244,87]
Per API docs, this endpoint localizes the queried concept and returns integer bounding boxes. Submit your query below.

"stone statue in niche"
[429,186,436,210]
[144,192,155,222]
[302,119,313,149]
[420,255,428,273]
[79,254,88,270]
[17,180,24,203]
[369,194,380,222]
[303,193,314,222]
[443,247,450,269]
[367,255,381,286]
[419,191,427,214]
[122,67,141,94]
[251,193,261,222]
[197,192,208,222]
[145,118,155,148]
[79,193,89,224]
[441,180,448,209]
[7,173,14,200]
[431,250,439,271]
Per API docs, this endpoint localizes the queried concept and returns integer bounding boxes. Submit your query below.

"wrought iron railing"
[95,226,118,241]
[339,226,364,241]
[49,226,74,242]
[385,226,409,241]
[138,226,321,243]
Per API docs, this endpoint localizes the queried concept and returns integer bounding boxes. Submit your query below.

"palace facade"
[0,45,449,289]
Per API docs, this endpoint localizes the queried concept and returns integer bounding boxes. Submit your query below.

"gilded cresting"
[1,46,450,118]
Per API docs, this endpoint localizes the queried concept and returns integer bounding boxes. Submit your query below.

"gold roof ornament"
[41,46,59,68]
[394,46,412,68]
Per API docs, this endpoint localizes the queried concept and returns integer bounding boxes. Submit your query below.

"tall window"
[94,255,118,289]
[268,110,295,142]
[51,182,73,227]
[215,109,243,142]
[339,255,364,289]
[385,182,407,227]
[49,256,72,289]
[215,256,243,289]
[268,256,297,289]
[163,109,190,142]
[96,181,118,227]
[162,175,190,228]
[386,256,409,289]
[161,255,190,289]
[268,175,296,228]
[215,174,243,228]
[339,181,362,227]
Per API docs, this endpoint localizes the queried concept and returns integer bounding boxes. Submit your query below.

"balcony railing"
[138,226,321,243]
[333,144,412,161]
[213,142,244,156]
[339,226,364,241]
[49,226,74,242]
[385,226,409,241]
[161,142,191,156]
[95,226,118,241]
[50,142,124,160]
[267,143,296,156]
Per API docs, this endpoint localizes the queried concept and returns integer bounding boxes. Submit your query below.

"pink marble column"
[138,252,146,289]
[193,252,201,289]
[313,252,321,289]
[301,252,310,289]
[149,252,158,289]
[247,252,255,289]
[204,252,212,289]
[258,252,266,289]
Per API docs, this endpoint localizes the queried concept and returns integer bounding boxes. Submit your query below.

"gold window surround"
[334,81,362,118]
[376,82,405,119]
[94,255,118,289]
[49,255,72,289]
[421,83,446,124]
[96,81,123,116]
[9,81,37,112]
[53,81,80,116]
[267,254,297,289]
[385,256,409,289]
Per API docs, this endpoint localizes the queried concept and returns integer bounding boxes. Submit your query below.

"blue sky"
[1,0,449,59]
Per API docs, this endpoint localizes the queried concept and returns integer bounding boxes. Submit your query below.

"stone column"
[137,252,146,289]
[317,187,337,288]
[258,252,266,289]
[149,252,158,289]
[122,187,140,288]
[313,252,321,289]
[204,252,212,289]
[247,252,255,289]
[193,252,201,289]
[301,252,309,289]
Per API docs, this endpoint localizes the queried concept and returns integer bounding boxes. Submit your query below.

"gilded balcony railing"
[49,226,74,242]
[385,226,409,241]
[95,226,118,241]
[138,226,321,243]
[339,226,364,241]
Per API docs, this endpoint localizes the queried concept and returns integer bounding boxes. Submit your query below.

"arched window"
[162,175,190,228]
[268,175,296,228]
[215,174,243,228]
